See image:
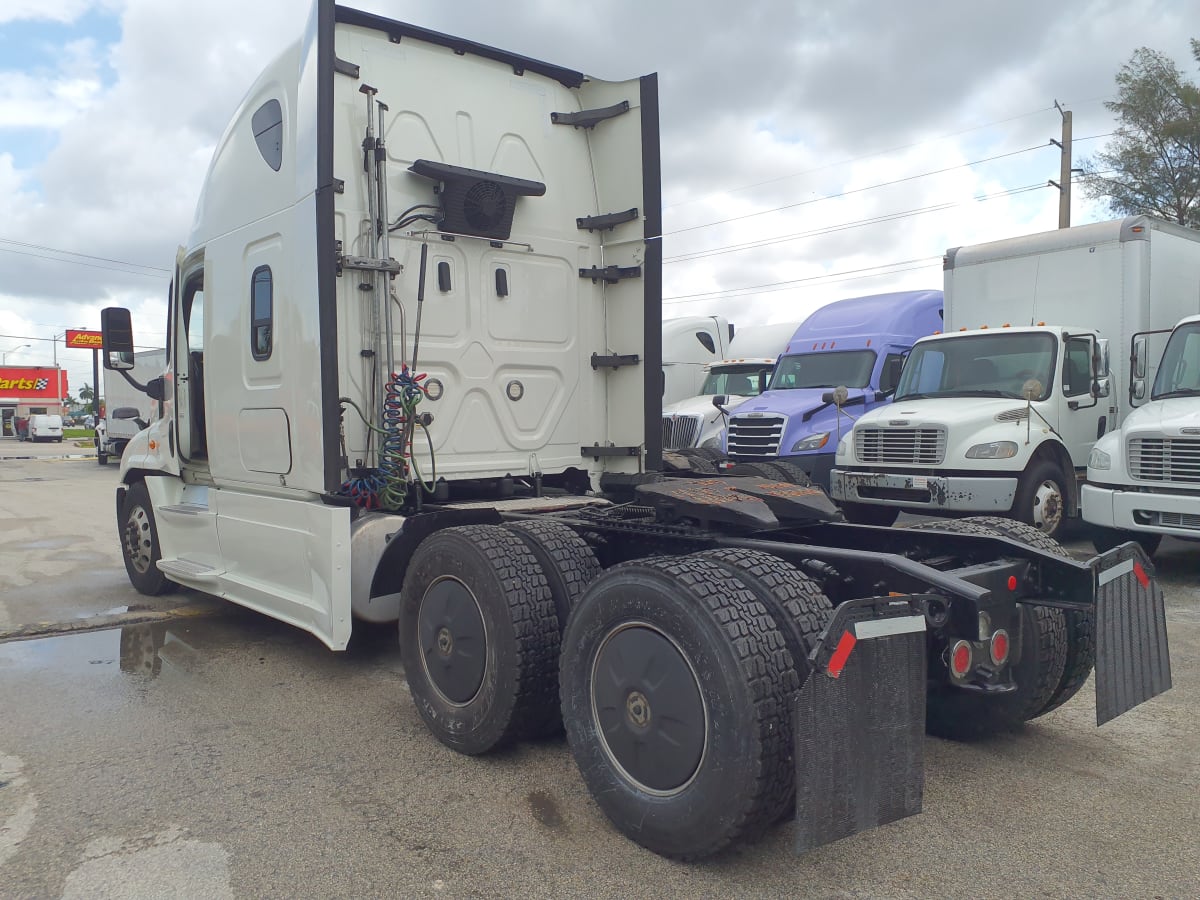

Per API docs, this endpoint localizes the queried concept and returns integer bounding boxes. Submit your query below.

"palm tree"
[79,383,94,403]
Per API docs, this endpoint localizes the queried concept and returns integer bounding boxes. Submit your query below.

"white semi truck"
[660,314,733,406]
[99,1,1171,861]
[660,321,797,451]
[98,348,166,465]
[1084,314,1200,555]
[830,217,1200,536]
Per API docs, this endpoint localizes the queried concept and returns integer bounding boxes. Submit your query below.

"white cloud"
[0,0,1196,398]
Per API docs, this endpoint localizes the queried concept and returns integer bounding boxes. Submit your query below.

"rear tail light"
[989,629,1010,666]
[950,640,972,678]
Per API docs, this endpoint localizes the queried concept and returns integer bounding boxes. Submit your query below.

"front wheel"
[120,482,173,596]
[1014,460,1068,539]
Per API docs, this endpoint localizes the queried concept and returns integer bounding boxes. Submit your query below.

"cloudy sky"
[0,0,1196,399]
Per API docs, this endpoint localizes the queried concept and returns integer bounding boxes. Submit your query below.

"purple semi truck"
[724,290,944,487]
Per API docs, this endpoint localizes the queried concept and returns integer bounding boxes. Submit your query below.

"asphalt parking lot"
[1,444,1198,898]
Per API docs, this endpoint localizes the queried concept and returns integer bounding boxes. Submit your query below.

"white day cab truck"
[660,321,798,454]
[100,1,1171,861]
[1084,314,1200,555]
[98,348,166,465]
[830,216,1200,537]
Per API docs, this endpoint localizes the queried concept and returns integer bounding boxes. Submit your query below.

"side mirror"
[1095,377,1111,399]
[712,394,729,410]
[146,377,166,402]
[874,390,887,402]
[758,368,771,394]
[1132,335,1148,380]
[1133,379,1146,401]
[101,307,135,371]
[112,407,141,420]
[1096,338,1110,376]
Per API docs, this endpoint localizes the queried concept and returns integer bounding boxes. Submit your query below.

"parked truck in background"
[725,290,943,489]
[830,217,1200,534]
[98,348,165,465]
[661,314,733,405]
[1084,314,1200,555]
[97,2,1171,862]
[661,321,798,451]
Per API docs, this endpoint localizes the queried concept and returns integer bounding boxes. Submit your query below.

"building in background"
[1,366,69,438]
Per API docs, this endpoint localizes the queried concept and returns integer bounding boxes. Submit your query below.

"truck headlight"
[1089,447,1111,470]
[836,434,851,459]
[966,441,1017,459]
[792,432,830,452]
[700,435,721,450]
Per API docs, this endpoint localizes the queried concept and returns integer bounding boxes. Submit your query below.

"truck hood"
[857,396,1042,428]
[732,387,867,419]
[664,393,752,417]
[1122,397,1200,435]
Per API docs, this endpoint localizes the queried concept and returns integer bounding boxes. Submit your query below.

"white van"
[27,414,64,443]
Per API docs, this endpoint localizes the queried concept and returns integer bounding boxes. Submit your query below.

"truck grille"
[662,414,702,450]
[1128,438,1200,483]
[855,427,946,465]
[1153,511,1200,531]
[727,414,786,459]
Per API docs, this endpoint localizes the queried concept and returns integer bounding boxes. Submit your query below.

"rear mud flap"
[1093,545,1172,726]
[794,597,927,855]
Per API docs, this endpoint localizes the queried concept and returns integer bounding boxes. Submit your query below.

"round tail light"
[950,640,973,678]
[990,629,1010,666]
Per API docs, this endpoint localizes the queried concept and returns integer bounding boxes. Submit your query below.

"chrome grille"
[727,414,786,459]
[855,427,946,465]
[662,414,702,450]
[1128,437,1200,483]
[1155,511,1200,530]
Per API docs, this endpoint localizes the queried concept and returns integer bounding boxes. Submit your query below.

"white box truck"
[1084,313,1200,555]
[96,2,1171,861]
[830,216,1200,536]
[99,348,166,464]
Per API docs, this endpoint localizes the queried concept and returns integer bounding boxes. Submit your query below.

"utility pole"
[1048,100,1073,229]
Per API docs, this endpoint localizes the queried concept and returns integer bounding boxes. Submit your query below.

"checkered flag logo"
[34,378,48,390]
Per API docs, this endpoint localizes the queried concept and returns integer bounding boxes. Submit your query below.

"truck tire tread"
[560,556,793,858]
[399,525,559,754]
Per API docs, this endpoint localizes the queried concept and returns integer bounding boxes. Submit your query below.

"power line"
[663,104,1058,211]
[663,182,1048,265]
[0,237,170,273]
[662,142,1052,238]
[662,256,944,305]
[0,245,168,278]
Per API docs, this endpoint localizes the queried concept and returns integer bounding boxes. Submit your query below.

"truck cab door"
[1059,334,1104,466]
[174,267,208,464]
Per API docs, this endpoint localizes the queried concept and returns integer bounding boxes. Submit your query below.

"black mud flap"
[1092,544,1172,726]
[794,596,928,855]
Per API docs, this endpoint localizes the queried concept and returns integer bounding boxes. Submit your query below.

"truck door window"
[879,353,905,394]
[1062,337,1092,397]
[250,266,273,360]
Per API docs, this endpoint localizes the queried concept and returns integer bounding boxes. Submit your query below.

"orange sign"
[65,329,102,349]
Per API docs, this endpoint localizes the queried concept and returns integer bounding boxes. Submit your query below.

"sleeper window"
[251,266,273,360]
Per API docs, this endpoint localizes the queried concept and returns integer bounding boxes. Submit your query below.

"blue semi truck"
[724,290,944,487]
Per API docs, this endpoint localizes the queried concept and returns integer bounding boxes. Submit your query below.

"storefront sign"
[0,367,69,399]
[65,329,103,349]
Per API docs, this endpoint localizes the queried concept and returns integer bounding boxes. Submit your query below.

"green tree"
[1080,42,1200,227]
[79,383,94,403]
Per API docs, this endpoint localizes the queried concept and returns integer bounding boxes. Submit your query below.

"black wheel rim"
[591,622,707,795]
[417,576,487,706]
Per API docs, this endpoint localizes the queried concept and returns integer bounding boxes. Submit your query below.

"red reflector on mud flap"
[1133,561,1150,588]
[826,630,857,678]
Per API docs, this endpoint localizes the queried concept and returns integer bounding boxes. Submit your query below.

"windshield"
[768,350,876,390]
[1152,322,1200,399]
[894,332,1056,401]
[699,364,770,395]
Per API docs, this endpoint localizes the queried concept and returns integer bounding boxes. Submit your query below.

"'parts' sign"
[0,367,69,400]
[65,329,103,349]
